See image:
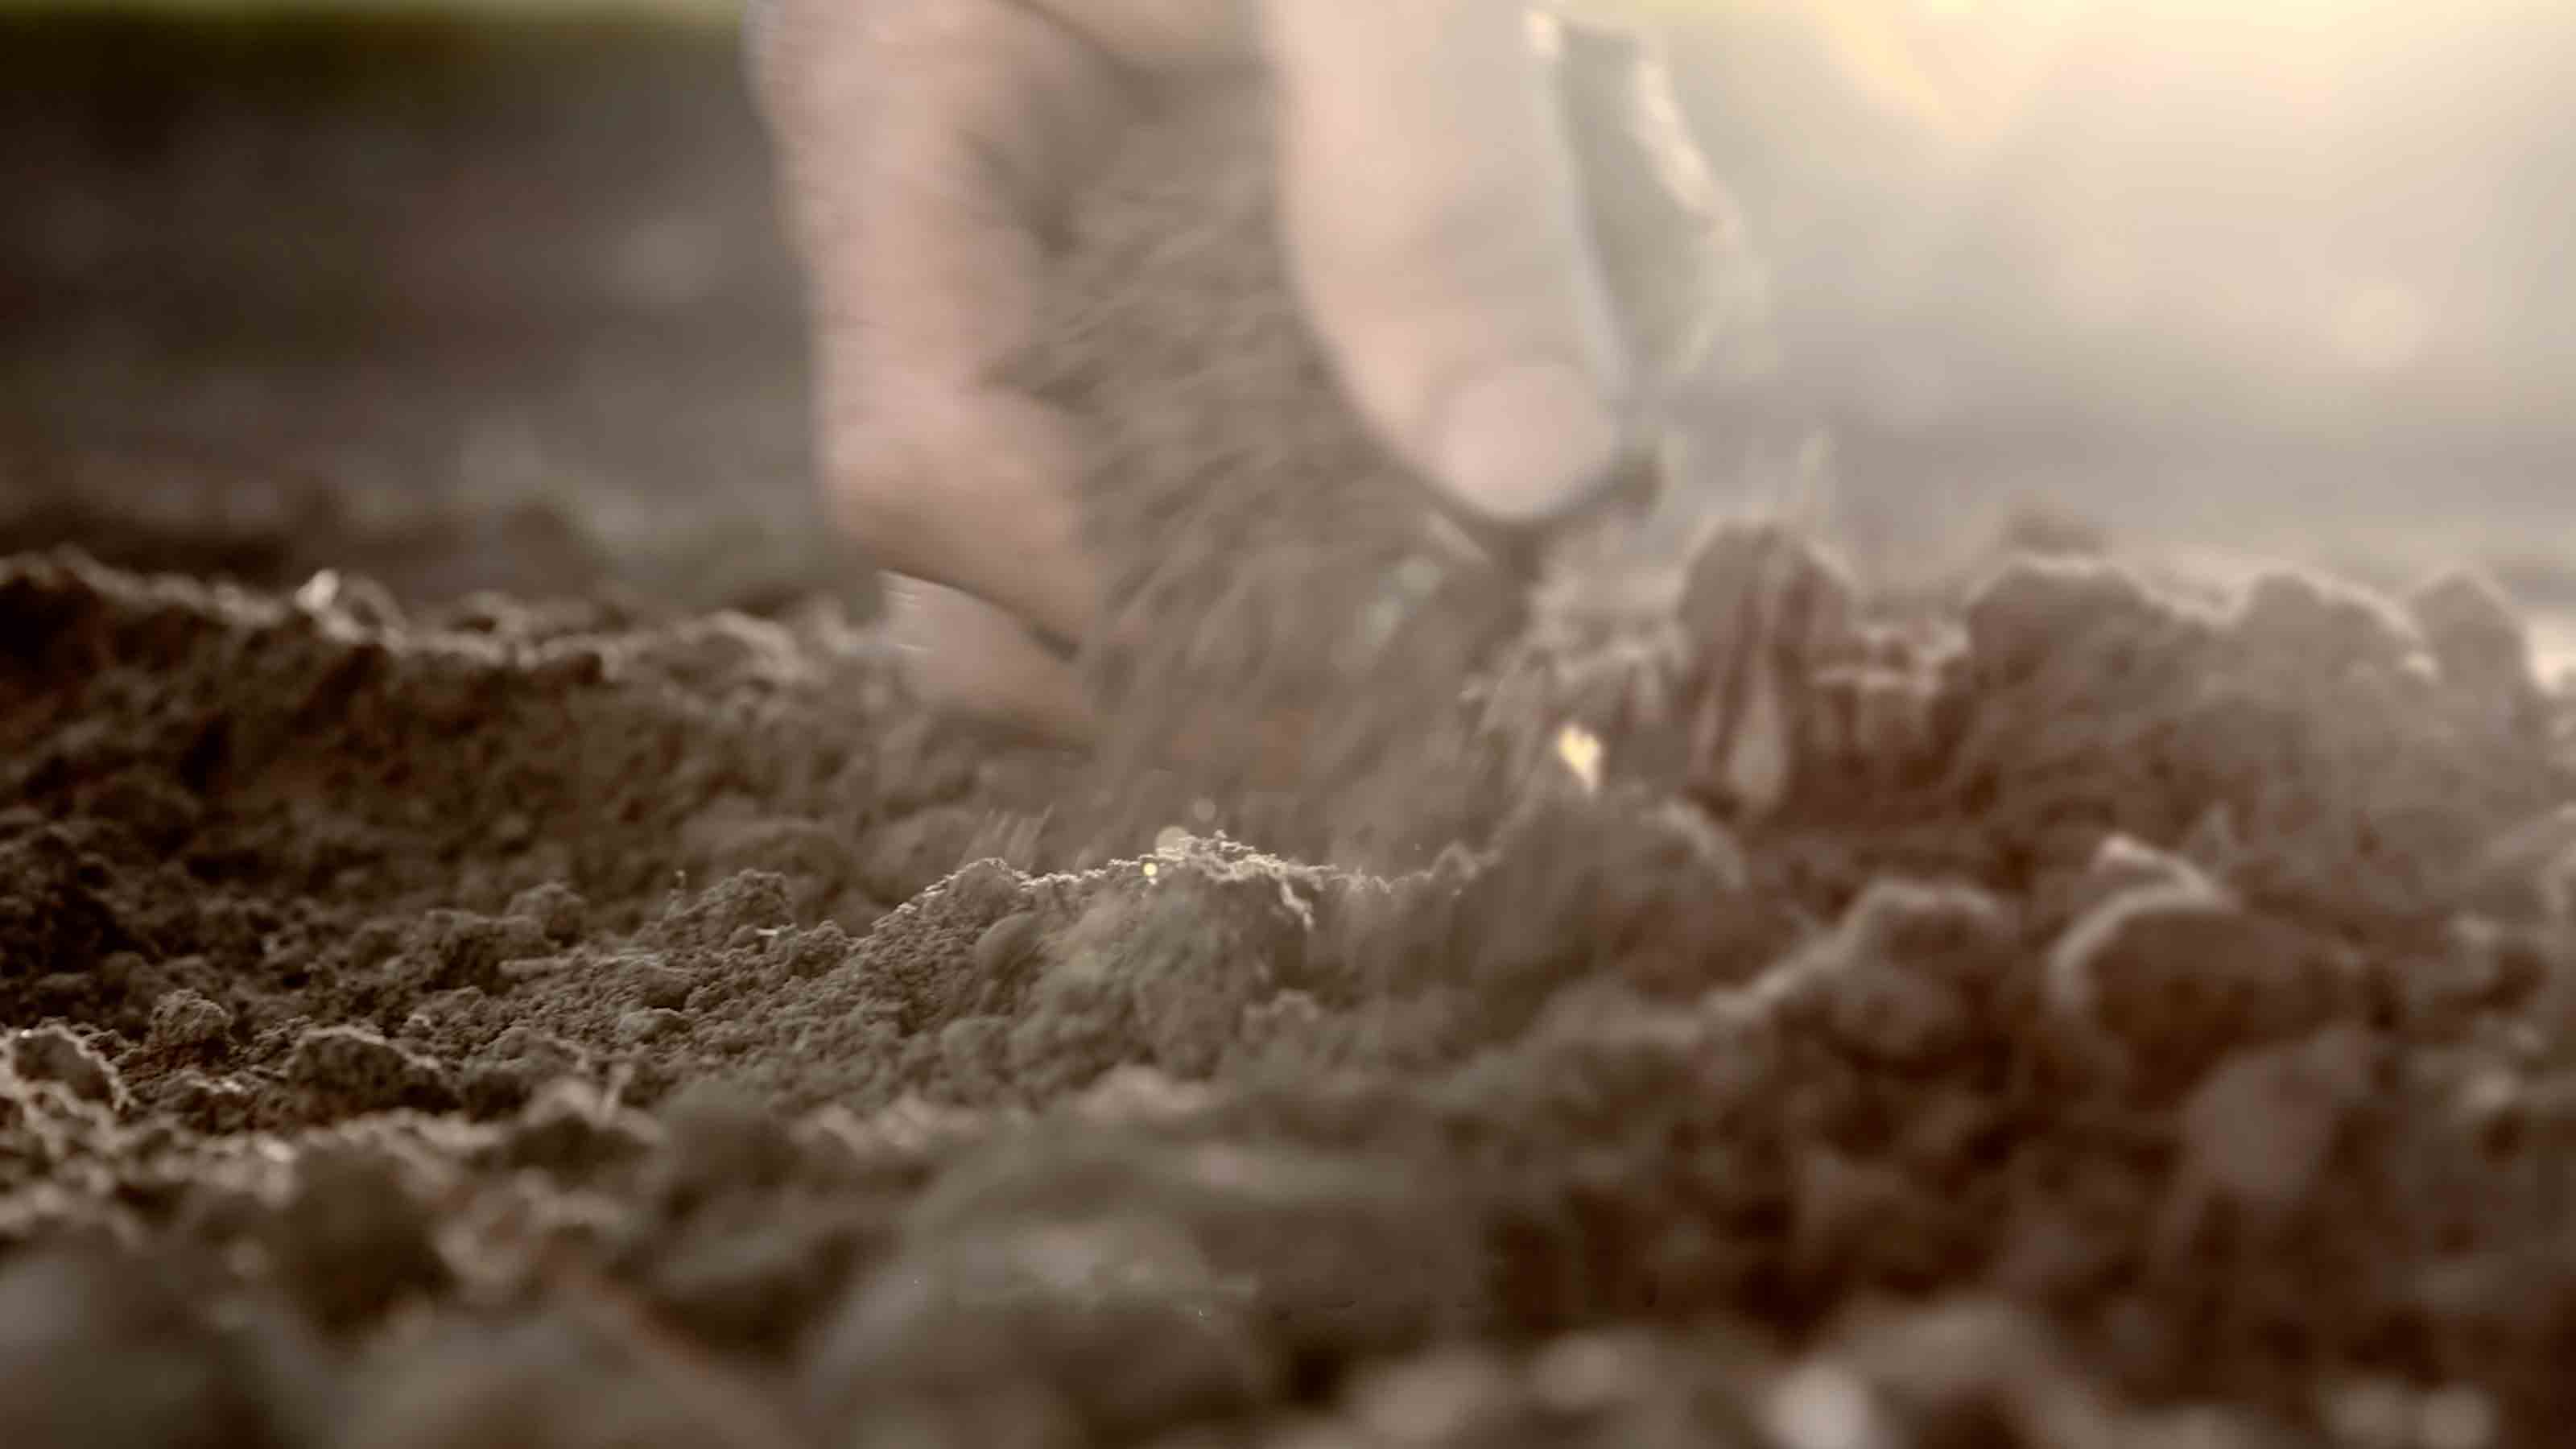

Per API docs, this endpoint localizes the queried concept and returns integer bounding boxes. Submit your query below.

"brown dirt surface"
[12,463,2576,1446]
[13,15,2576,1449]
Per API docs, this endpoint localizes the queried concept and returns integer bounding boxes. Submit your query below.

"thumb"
[1259,0,1633,525]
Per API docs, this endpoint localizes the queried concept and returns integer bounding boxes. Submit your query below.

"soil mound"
[5,511,2574,1443]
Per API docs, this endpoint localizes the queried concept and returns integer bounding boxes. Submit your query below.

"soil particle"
[6,1023,126,1110]
[341,1315,745,1449]
[2047,881,2357,1092]
[2409,569,2542,719]
[508,881,591,947]
[490,1080,659,1181]
[261,1146,451,1335]
[618,1008,687,1046]
[0,1242,331,1449]
[148,988,234,1051]
[804,1127,1483,1438]
[1941,552,2562,930]
[404,908,554,995]
[159,1070,261,1136]
[803,1216,1275,1443]
[0,827,144,987]
[286,1025,459,1117]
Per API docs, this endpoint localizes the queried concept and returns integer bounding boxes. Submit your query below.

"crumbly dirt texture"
[13,488,2576,1449]
[15,22,2576,1449]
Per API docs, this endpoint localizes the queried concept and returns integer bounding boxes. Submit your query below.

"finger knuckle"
[818,429,931,555]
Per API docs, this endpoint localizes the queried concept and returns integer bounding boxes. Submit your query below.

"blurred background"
[2,1,2569,654]
[1,0,828,611]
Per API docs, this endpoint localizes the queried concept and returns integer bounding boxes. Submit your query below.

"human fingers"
[748,0,1123,643]
[1257,0,1634,526]
[813,378,1100,649]
[885,577,1097,744]
[1018,0,1251,74]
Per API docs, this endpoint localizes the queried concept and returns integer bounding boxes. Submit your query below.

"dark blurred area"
[0,1,2566,648]
[0,6,834,610]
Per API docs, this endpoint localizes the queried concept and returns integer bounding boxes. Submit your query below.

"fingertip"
[1430,357,1629,525]
[885,578,1097,745]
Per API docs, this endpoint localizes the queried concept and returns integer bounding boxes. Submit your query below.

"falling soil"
[12,20,2576,1449]
[1018,24,1769,864]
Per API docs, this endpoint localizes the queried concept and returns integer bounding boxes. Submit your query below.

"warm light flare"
[1571,0,2554,148]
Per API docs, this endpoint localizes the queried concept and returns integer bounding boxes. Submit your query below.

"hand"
[749,0,1633,738]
